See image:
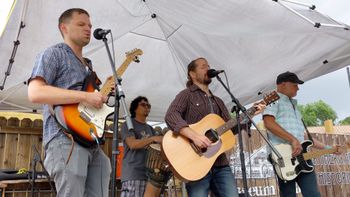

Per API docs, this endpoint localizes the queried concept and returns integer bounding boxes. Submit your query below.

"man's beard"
[203,78,212,85]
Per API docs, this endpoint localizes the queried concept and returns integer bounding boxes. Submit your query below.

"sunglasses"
[139,102,151,109]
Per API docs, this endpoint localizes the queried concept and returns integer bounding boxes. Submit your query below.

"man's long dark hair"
[186,57,206,87]
[130,96,149,118]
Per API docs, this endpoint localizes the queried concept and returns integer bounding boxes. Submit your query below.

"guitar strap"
[302,119,314,143]
[289,99,314,143]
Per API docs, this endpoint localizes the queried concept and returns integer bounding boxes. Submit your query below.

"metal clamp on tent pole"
[273,0,316,26]
[318,23,349,30]
[0,21,25,90]
[275,0,316,10]
[273,0,348,30]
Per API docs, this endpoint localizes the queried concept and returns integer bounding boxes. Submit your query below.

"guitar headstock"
[126,48,143,63]
[263,91,280,105]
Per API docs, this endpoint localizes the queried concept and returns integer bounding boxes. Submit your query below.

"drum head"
[149,143,161,151]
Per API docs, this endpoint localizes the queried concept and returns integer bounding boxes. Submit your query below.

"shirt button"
[196,103,199,106]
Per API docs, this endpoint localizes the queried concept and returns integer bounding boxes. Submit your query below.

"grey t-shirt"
[121,118,156,182]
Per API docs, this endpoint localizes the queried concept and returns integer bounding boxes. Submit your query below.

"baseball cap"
[276,71,304,84]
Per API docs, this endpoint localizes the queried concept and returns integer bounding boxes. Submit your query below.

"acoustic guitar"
[162,91,279,181]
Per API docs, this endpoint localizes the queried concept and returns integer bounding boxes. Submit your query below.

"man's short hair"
[58,8,89,37]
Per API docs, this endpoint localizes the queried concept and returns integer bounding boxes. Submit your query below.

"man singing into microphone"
[165,57,265,197]
[28,8,111,196]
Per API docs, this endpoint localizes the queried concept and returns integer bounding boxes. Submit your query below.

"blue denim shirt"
[30,43,92,146]
[263,92,305,145]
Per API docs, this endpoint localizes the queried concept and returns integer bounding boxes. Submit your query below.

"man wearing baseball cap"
[276,71,304,85]
[262,71,340,197]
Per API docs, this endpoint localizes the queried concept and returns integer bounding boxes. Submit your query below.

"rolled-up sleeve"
[164,90,189,134]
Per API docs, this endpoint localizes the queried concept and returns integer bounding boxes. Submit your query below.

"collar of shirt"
[188,84,213,95]
[277,92,298,106]
[57,42,92,69]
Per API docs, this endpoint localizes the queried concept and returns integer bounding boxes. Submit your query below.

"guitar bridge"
[190,141,203,156]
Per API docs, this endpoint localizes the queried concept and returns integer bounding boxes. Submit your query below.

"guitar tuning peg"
[134,56,140,63]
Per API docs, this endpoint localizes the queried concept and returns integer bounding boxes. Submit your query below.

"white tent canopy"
[0,0,350,121]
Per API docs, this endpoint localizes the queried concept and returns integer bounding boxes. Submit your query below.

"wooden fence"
[0,116,116,197]
[0,115,349,197]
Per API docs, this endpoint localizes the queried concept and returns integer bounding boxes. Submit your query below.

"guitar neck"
[216,107,256,135]
[303,148,336,160]
[99,58,133,96]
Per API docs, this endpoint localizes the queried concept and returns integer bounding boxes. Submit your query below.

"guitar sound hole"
[205,129,219,143]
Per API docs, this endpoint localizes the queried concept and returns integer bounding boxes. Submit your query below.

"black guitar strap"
[289,98,314,143]
[302,119,314,143]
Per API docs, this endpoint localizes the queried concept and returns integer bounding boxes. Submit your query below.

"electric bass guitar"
[161,91,280,181]
[271,140,348,181]
[54,49,143,147]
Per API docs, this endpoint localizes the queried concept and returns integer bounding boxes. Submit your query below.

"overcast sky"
[295,0,350,121]
[0,0,349,121]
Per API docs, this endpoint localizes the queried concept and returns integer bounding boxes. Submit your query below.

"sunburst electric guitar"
[271,140,349,181]
[161,91,280,181]
[54,49,143,147]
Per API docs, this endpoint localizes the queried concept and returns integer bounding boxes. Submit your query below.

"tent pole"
[0,0,29,90]
[347,67,350,88]
[273,0,348,29]
[96,31,134,197]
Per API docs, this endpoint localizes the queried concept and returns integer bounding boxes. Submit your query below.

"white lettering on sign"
[237,186,276,196]
[313,153,350,165]
[317,172,350,185]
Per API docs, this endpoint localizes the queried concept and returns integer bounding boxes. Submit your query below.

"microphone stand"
[215,74,283,197]
[100,34,134,197]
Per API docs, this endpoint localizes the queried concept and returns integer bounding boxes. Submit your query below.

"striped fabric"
[164,84,231,166]
[165,84,231,133]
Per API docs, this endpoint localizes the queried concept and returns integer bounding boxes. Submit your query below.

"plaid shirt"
[165,84,232,166]
[263,92,305,145]
[30,43,92,147]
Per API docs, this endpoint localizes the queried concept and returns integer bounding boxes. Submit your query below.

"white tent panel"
[0,0,350,121]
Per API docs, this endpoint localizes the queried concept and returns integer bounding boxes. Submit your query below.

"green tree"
[340,116,350,125]
[298,100,337,127]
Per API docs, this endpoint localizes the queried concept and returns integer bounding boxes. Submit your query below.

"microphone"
[93,28,111,40]
[207,69,224,78]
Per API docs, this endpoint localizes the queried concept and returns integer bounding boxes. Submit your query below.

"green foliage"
[298,100,337,127]
[339,116,350,125]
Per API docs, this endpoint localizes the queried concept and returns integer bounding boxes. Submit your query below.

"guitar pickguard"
[202,140,222,158]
